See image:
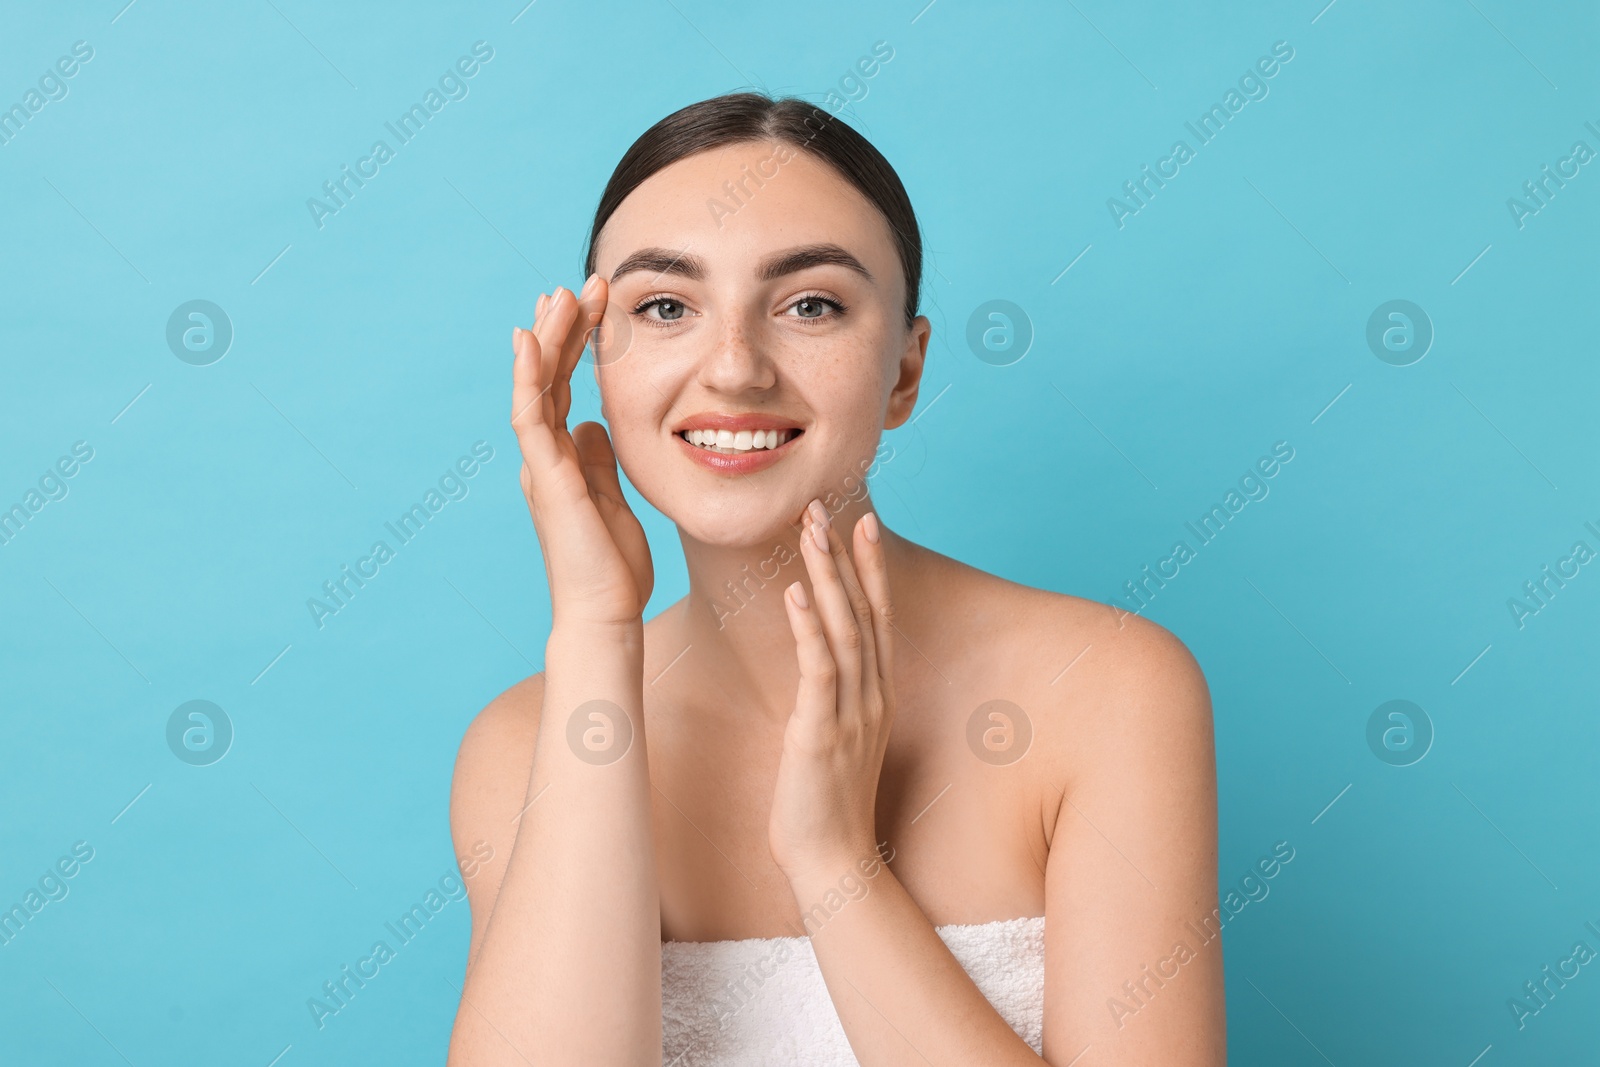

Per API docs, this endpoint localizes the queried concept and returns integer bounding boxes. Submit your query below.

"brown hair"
[582,92,923,328]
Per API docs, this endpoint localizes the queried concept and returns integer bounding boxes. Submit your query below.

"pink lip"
[675,428,803,474]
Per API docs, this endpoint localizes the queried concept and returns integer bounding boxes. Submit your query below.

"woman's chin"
[675,508,807,550]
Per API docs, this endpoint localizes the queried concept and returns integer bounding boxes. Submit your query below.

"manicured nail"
[537,293,548,317]
[789,581,809,609]
[808,498,829,528]
[862,512,880,544]
[580,272,599,297]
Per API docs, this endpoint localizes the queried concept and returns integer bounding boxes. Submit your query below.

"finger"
[816,510,880,686]
[799,514,862,714]
[544,275,604,425]
[574,420,653,612]
[510,326,560,475]
[783,579,838,734]
[561,275,608,381]
[552,278,608,426]
[572,421,626,509]
[534,286,582,415]
[852,512,896,702]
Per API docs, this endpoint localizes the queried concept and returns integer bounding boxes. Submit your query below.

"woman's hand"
[511,277,653,628]
[769,500,897,883]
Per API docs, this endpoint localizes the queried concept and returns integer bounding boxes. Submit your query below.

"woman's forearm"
[449,621,659,1066]
[791,853,1044,1067]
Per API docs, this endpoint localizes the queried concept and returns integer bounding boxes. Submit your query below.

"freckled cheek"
[593,375,670,461]
[807,339,895,419]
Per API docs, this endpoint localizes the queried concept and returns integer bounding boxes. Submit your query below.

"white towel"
[662,915,1045,1066]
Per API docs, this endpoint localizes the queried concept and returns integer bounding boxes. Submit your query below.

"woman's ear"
[883,314,931,430]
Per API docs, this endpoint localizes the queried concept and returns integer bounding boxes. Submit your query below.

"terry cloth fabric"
[661,914,1045,1065]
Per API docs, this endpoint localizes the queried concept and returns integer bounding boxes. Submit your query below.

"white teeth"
[682,428,796,453]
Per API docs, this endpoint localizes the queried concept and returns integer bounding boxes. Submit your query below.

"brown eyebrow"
[758,243,874,284]
[608,243,874,286]
[610,247,704,284]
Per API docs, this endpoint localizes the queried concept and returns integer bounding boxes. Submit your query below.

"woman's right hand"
[511,276,653,628]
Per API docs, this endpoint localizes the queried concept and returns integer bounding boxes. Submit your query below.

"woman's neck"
[670,494,920,721]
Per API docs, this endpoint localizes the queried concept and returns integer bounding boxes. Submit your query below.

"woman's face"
[589,140,929,546]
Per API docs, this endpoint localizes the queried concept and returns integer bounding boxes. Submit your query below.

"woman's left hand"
[768,499,897,885]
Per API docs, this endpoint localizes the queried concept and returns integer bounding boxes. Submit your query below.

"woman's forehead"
[593,145,898,278]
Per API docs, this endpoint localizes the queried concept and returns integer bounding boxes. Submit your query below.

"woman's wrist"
[542,619,647,714]
[781,838,895,904]
[546,615,645,650]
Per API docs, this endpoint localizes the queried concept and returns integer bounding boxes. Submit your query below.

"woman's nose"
[696,311,776,394]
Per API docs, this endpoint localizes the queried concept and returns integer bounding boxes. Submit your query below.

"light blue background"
[2,0,1596,1063]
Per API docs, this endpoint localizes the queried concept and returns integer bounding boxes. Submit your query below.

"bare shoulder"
[943,561,1218,877]
[919,544,1204,687]
[449,673,545,912]
[1001,578,1215,822]
[452,673,545,798]
[926,550,1212,762]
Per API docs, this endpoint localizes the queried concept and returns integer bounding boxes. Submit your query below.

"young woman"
[447,93,1225,1066]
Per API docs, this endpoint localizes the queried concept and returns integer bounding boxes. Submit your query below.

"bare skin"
[447,142,1224,1066]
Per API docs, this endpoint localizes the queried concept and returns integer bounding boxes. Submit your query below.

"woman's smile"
[673,411,806,473]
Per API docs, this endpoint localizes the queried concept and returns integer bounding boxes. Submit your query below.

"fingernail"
[580,272,599,297]
[789,581,809,609]
[808,498,829,528]
[862,512,880,544]
[537,293,548,316]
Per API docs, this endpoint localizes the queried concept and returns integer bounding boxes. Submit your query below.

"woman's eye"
[786,296,845,320]
[632,297,691,323]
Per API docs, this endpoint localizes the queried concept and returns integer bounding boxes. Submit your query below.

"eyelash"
[629,292,849,326]
[788,292,850,320]
[629,294,686,325]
